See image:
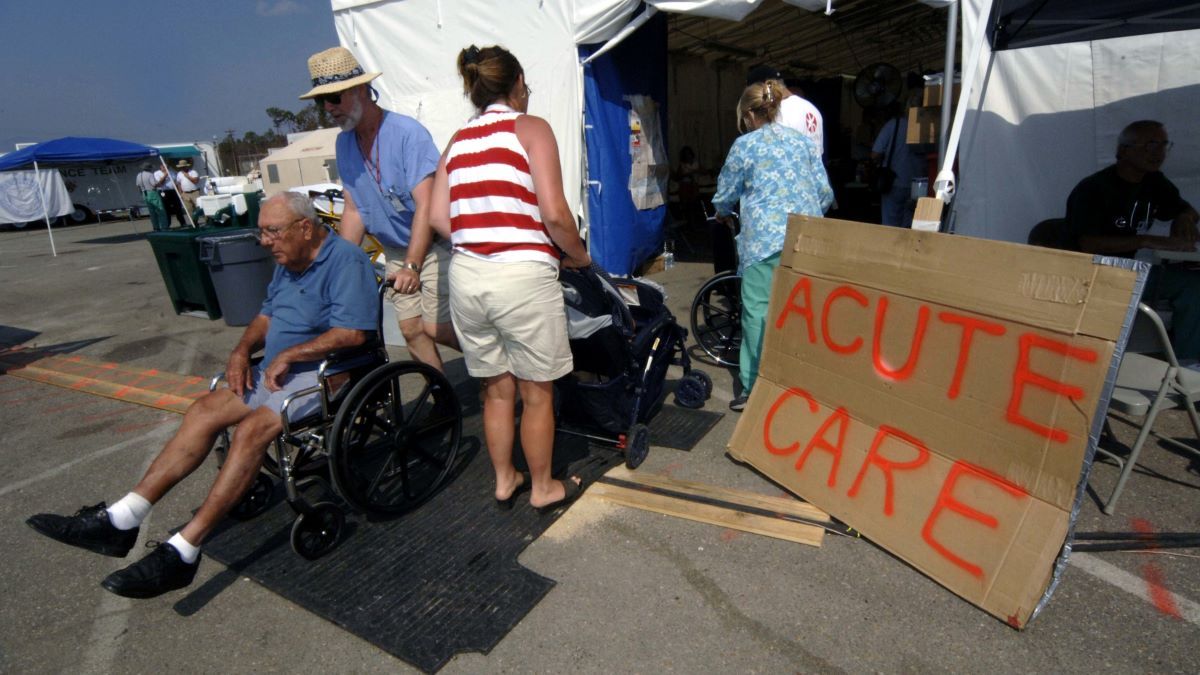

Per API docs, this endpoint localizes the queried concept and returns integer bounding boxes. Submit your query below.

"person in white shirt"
[745,66,824,157]
[174,160,201,224]
[153,165,184,228]
[779,78,824,157]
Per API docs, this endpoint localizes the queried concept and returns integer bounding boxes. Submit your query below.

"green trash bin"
[242,190,264,229]
[146,226,253,320]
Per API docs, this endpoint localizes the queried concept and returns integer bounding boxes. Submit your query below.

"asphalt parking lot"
[1,218,1197,673]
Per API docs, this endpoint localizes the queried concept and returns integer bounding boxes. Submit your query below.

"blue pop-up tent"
[0,137,160,256]
[0,137,158,171]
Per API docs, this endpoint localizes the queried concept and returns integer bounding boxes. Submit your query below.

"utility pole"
[211,135,223,176]
[226,129,238,176]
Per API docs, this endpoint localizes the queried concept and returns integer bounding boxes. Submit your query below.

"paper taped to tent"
[728,216,1147,627]
[333,0,1199,271]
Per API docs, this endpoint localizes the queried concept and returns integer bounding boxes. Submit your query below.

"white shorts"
[449,254,573,382]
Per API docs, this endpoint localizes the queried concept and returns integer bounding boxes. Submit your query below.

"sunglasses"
[315,92,343,106]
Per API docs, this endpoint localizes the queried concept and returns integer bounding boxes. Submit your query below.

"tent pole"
[33,160,58,257]
[939,1,959,159]
[934,0,993,203]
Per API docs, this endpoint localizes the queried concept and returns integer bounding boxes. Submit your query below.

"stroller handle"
[579,260,635,334]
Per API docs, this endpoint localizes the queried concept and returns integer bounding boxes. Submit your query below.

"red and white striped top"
[447,104,559,267]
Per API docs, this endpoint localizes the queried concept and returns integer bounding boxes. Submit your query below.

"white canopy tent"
[331,0,952,230]
[951,1,1200,242]
[332,0,1198,249]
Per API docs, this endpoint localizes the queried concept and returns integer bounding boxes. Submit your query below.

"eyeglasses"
[254,217,305,242]
[315,92,343,106]
[1124,140,1174,152]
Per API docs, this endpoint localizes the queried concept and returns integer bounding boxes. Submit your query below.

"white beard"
[339,96,364,132]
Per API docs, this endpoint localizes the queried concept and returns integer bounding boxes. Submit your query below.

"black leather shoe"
[101,542,199,599]
[26,502,138,558]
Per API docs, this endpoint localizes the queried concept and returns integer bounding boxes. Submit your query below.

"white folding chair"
[1098,302,1200,514]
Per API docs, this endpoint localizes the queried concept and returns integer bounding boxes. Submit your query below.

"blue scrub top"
[259,232,379,370]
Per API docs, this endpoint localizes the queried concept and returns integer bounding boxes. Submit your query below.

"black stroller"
[554,265,712,468]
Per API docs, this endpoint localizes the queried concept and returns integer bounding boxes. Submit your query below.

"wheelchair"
[689,212,742,367]
[210,284,462,560]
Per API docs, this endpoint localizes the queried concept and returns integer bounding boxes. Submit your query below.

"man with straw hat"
[175,159,202,223]
[300,46,459,372]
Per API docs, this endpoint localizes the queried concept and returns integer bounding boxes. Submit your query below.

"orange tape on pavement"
[0,351,206,415]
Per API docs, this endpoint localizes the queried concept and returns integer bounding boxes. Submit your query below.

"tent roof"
[0,136,158,171]
[156,144,201,159]
[261,128,340,163]
[989,0,1200,51]
[666,0,954,80]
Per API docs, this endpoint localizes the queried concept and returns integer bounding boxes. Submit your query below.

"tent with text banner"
[0,137,160,256]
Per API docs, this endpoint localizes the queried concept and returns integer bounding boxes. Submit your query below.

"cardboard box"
[907,106,941,144]
[727,217,1144,628]
[923,83,960,107]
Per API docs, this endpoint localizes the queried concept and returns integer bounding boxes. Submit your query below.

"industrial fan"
[853,62,903,109]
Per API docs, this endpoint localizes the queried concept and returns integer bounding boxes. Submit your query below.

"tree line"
[215,103,332,175]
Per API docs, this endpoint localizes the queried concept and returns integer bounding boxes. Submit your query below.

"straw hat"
[299,46,381,99]
[175,159,191,168]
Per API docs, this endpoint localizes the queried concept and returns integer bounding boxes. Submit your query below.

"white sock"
[107,492,152,530]
[166,532,200,564]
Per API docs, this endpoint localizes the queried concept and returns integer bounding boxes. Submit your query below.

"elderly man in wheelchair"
[27,192,461,598]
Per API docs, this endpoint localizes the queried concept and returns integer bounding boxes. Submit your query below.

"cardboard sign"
[728,217,1143,628]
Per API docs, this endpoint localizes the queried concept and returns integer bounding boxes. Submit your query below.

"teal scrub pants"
[739,251,781,394]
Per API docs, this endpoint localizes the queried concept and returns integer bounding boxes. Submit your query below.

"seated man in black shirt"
[1065,120,1200,360]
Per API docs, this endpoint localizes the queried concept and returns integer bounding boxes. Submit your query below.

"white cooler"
[197,194,232,216]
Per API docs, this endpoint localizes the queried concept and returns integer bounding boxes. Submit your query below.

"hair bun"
[463,45,481,65]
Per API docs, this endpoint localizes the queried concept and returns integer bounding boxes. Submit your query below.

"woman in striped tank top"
[430,45,592,513]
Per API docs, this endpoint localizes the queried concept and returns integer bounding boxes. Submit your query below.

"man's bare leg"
[426,320,461,352]
[178,405,282,546]
[400,315,445,372]
[131,389,254,504]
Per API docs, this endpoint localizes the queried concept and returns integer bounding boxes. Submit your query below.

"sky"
[0,0,340,152]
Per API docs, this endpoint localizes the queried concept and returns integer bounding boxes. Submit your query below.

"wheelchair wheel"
[624,423,650,469]
[290,502,344,560]
[328,361,462,516]
[690,273,742,367]
[230,473,274,521]
[674,372,708,409]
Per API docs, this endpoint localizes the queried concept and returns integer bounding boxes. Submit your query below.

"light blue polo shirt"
[259,232,379,371]
[336,111,440,249]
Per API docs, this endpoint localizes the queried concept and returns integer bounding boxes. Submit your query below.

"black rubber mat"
[648,405,724,451]
[201,419,617,673]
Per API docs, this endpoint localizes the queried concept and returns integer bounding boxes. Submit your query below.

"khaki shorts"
[383,239,452,324]
[449,254,573,382]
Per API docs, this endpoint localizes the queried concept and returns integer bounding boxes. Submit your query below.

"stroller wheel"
[674,373,709,409]
[625,423,650,469]
[690,370,713,398]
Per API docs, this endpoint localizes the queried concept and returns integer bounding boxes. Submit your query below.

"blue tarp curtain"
[0,137,158,170]
[580,12,669,277]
